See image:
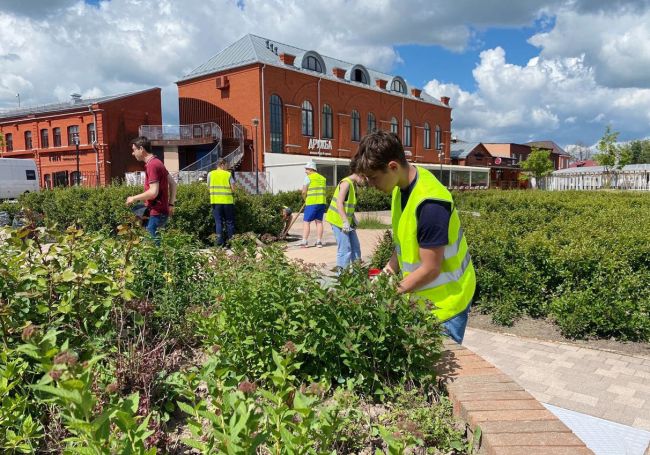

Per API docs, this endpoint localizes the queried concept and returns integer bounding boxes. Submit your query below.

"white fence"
[547,164,650,191]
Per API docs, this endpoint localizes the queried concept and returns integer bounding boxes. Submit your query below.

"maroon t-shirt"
[144,156,169,216]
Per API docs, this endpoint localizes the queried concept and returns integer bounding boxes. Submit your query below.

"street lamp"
[251,118,260,194]
[73,132,80,186]
[438,144,445,182]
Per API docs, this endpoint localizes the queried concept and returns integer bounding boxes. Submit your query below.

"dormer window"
[348,64,370,85]
[301,51,326,74]
[303,55,323,73]
[353,69,367,84]
[391,78,406,94]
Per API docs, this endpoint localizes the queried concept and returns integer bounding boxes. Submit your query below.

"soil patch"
[469,312,650,358]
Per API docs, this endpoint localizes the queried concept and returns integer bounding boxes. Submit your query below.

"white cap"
[305,161,317,170]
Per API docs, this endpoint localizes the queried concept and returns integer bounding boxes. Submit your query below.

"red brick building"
[176,34,456,191]
[0,88,161,188]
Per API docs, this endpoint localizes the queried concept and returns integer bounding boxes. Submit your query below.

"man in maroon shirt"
[125,136,177,239]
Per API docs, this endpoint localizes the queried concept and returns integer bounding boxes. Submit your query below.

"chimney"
[70,93,82,104]
[411,88,422,98]
[440,96,450,106]
[279,53,296,66]
[375,79,387,89]
[332,67,346,79]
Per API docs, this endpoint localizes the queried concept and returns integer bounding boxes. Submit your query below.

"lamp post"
[438,144,445,183]
[251,118,260,194]
[74,132,80,186]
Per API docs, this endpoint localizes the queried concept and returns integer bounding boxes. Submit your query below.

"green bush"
[190,243,442,394]
[455,190,650,340]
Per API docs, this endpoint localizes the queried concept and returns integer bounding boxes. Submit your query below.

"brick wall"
[437,340,594,455]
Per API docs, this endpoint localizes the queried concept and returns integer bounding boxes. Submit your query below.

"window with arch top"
[391,79,406,93]
[303,55,323,73]
[367,112,376,133]
[351,110,361,141]
[390,117,398,135]
[435,125,442,150]
[270,94,284,153]
[403,119,411,147]
[424,123,431,149]
[352,68,368,84]
[322,104,333,139]
[301,100,314,136]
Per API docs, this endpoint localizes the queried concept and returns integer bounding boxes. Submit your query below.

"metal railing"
[138,122,221,142]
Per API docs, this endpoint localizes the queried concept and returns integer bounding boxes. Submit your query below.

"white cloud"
[0,0,648,147]
[424,46,650,145]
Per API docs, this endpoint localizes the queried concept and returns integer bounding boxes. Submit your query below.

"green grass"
[356,216,391,229]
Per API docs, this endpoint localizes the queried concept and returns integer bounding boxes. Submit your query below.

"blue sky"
[1,0,649,153]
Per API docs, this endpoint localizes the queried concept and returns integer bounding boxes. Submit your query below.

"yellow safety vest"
[325,177,357,228]
[392,166,476,322]
[305,172,327,206]
[208,169,234,204]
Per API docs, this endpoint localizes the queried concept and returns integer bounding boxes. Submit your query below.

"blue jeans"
[146,214,168,243]
[331,225,361,269]
[442,303,471,344]
[212,204,235,246]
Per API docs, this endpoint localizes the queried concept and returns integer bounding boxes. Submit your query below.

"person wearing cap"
[325,163,365,269]
[208,159,236,247]
[301,161,327,248]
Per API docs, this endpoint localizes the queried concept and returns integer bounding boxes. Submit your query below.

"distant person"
[301,162,327,248]
[126,136,177,240]
[351,131,476,344]
[207,159,236,247]
[325,165,365,269]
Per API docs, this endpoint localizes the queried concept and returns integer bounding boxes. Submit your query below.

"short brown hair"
[130,136,151,153]
[218,158,228,168]
[352,131,407,174]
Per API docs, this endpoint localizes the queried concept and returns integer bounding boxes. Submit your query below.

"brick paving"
[462,327,650,431]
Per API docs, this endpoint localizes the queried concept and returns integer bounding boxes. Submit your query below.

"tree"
[594,126,631,187]
[520,147,554,189]
[566,141,593,162]
[624,139,650,164]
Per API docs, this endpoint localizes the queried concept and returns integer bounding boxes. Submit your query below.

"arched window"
[435,125,442,150]
[403,119,411,147]
[352,68,368,84]
[5,133,13,151]
[351,110,361,141]
[40,129,49,148]
[24,131,33,149]
[322,104,333,139]
[301,100,314,136]
[303,55,323,73]
[391,79,406,93]
[87,123,96,144]
[367,113,376,133]
[270,94,284,153]
[424,123,431,149]
[390,117,398,135]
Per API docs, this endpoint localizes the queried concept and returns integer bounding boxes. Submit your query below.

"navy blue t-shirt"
[400,174,451,248]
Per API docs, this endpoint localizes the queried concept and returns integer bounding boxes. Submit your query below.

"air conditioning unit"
[215,76,230,90]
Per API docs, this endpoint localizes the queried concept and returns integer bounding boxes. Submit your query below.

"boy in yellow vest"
[351,131,476,344]
[300,162,327,248]
[207,159,236,247]
[325,164,365,269]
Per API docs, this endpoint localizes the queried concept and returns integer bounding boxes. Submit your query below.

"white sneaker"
[299,240,308,248]
[316,240,323,248]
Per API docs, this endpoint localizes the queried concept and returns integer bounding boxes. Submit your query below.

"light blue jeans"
[331,225,361,269]
[442,303,471,344]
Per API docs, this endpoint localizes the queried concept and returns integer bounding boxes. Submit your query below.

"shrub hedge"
[16,183,391,243]
[455,190,650,341]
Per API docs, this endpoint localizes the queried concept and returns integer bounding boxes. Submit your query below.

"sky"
[1,0,650,152]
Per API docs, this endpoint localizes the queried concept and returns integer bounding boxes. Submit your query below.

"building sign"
[494,157,502,165]
[308,138,332,152]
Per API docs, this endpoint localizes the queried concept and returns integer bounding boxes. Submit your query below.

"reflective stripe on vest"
[392,166,476,322]
[325,177,357,228]
[209,170,234,204]
[305,172,327,206]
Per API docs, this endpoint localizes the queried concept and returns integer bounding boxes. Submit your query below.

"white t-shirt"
[303,175,311,186]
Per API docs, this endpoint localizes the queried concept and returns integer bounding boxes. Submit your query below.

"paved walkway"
[462,327,650,431]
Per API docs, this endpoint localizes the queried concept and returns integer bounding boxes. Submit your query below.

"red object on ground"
[368,268,381,278]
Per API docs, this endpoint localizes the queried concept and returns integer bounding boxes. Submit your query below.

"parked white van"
[0,158,40,200]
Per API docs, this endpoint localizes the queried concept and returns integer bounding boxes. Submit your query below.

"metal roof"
[527,140,570,156]
[450,142,480,159]
[0,88,160,120]
[179,34,446,107]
